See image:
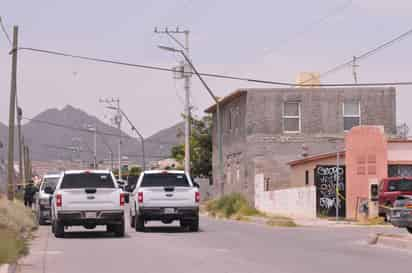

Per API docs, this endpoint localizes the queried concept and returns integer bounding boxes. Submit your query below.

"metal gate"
[315,165,346,218]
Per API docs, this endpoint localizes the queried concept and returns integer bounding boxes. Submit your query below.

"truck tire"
[107,224,115,233]
[135,215,145,232]
[130,215,136,228]
[407,227,412,234]
[38,215,46,226]
[54,220,65,238]
[189,217,199,232]
[114,220,125,237]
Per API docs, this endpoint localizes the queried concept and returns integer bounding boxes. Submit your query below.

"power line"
[0,16,11,45]
[305,26,412,83]
[263,0,352,56]
[40,144,168,159]
[22,116,181,145]
[17,46,412,87]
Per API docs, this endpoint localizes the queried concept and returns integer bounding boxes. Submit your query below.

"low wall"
[254,173,316,219]
[194,178,213,201]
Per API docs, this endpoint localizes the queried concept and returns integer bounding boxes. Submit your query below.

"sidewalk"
[17,227,50,273]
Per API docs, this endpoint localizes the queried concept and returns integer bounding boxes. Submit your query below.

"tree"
[171,115,212,177]
[129,166,142,176]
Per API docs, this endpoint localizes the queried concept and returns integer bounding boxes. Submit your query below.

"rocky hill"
[0,106,184,167]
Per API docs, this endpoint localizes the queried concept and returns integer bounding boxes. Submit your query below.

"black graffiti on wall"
[315,165,346,218]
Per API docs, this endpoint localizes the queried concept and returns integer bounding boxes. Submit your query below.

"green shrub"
[205,193,260,219]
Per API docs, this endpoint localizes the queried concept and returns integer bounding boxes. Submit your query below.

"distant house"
[205,87,396,203]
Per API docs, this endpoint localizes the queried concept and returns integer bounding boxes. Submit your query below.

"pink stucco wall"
[345,126,387,219]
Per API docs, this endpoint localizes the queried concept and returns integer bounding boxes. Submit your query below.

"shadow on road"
[141,226,204,234]
[61,231,131,239]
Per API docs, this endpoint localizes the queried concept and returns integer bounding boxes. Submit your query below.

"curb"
[369,233,412,250]
[0,264,8,273]
[0,263,17,273]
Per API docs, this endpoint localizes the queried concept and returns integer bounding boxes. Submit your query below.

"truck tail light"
[195,192,200,203]
[406,201,412,209]
[120,193,125,206]
[56,194,62,207]
[138,192,143,204]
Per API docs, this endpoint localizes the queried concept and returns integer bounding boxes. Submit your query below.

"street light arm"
[117,108,144,141]
[177,50,219,104]
[166,32,186,51]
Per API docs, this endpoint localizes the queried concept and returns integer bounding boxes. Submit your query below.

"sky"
[1,0,412,137]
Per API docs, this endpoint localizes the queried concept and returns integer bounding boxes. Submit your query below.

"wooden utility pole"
[7,26,18,200]
[17,106,23,188]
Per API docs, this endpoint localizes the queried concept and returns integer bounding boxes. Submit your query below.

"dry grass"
[266,215,298,227]
[0,195,37,265]
[357,216,386,226]
[205,193,262,219]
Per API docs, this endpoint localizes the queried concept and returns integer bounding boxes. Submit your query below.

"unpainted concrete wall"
[254,173,317,218]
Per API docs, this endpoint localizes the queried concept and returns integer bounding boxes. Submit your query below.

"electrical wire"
[22,116,181,145]
[263,0,352,56]
[0,16,11,45]
[302,26,412,84]
[17,46,412,87]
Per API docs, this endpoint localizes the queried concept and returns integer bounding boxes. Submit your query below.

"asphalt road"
[20,216,412,273]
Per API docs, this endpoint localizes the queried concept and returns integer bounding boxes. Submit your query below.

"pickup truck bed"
[51,170,126,238]
[130,170,200,231]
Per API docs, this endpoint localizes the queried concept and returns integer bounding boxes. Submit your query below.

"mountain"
[20,105,184,166]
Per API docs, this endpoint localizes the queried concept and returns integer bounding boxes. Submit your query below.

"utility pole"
[99,130,114,171]
[100,98,122,178]
[155,26,191,175]
[17,106,24,187]
[21,136,25,186]
[158,45,224,196]
[105,105,146,171]
[352,56,359,84]
[336,150,340,222]
[7,25,18,200]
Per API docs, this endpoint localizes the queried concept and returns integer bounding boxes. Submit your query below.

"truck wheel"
[54,220,65,238]
[38,215,46,226]
[189,217,199,232]
[130,215,136,228]
[407,227,412,234]
[107,225,115,233]
[135,215,145,232]
[114,220,125,237]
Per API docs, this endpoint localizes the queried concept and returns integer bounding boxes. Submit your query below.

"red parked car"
[379,177,412,220]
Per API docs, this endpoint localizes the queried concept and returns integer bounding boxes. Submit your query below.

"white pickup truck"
[129,170,200,232]
[48,170,126,238]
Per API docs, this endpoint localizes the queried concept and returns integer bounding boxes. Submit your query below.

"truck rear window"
[41,177,60,191]
[140,173,190,187]
[60,173,115,189]
[388,179,412,191]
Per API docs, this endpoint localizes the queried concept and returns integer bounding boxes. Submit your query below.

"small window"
[343,101,360,131]
[305,170,309,185]
[283,102,301,133]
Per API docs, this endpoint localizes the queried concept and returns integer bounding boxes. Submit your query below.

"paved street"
[19,215,412,273]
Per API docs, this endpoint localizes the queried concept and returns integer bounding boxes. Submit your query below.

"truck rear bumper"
[139,207,199,221]
[57,210,124,226]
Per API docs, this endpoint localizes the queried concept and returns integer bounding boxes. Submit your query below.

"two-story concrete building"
[205,87,396,203]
